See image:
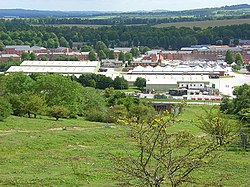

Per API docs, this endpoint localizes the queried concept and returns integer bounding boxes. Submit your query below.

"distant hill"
[127,4,250,16]
[0,4,249,19]
[0,9,111,18]
[222,4,250,10]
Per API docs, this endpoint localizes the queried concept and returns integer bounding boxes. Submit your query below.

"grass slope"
[0,106,249,186]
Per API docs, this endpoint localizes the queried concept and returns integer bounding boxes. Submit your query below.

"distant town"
[1,41,249,101]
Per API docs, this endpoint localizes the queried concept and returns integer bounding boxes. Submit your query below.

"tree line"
[0,20,250,50]
[15,16,250,25]
[0,73,142,122]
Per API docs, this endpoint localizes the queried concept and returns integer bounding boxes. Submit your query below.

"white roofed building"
[129,64,225,76]
[6,61,100,76]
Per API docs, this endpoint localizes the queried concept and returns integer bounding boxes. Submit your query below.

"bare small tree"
[196,106,239,146]
[114,110,233,187]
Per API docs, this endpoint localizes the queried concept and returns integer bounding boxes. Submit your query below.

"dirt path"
[0,125,116,135]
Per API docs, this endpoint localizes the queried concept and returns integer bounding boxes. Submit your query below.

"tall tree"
[21,52,31,61]
[77,73,96,88]
[30,52,37,60]
[95,74,113,89]
[139,46,151,54]
[35,74,83,115]
[125,52,133,64]
[21,93,47,118]
[113,76,128,90]
[235,53,244,66]
[98,50,106,60]
[109,50,115,59]
[134,77,146,91]
[130,47,140,58]
[80,87,107,122]
[59,36,70,47]
[0,41,4,51]
[118,51,125,63]
[89,51,97,61]
[3,72,35,95]
[95,41,108,53]
[225,50,234,64]
[81,45,93,52]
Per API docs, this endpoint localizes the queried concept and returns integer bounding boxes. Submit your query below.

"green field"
[0,106,249,186]
[154,18,250,29]
[32,24,111,28]
[32,18,250,29]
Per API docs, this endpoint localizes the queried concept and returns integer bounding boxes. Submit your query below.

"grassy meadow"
[0,105,249,186]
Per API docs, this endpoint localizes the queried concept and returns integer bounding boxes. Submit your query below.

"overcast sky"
[1,0,249,11]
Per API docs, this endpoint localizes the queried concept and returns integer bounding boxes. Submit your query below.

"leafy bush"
[0,97,12,121]
[48,105,69,121]
[154,94,168,99]
[84,108,106,122]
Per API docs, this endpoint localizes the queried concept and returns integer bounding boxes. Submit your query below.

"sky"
[1,0,250,11]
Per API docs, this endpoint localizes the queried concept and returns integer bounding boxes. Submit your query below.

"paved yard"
[210,72,250,96]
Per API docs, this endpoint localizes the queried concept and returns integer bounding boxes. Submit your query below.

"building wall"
[131,62,159,67]
[146,84,178,93]
[32,49,48,54]
[54,48,73,53]
[5,48,15,54]
[0,56,21,62]
[178,82,206,89]
[162,48,247,62]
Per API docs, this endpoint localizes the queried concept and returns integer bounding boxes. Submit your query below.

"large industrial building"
[6,61,100,76]
[100,71,211,93]
[128,65,226,76]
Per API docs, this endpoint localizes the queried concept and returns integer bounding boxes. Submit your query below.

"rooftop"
[20,61,99,67]
[5,45,30,50]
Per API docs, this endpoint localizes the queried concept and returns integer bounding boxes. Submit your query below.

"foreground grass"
[0,116,128,186]
[0,106,249,186]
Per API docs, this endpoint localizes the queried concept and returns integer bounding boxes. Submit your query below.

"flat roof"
[20,61,99,67]
[7,66,97,74]
[1,54,20,58]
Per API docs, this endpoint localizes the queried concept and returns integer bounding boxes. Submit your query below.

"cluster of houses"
[162,45,250,63]
[0,45,90,62]
[103,45,250,68]
[1,44,250,65]
[2,43,249,100]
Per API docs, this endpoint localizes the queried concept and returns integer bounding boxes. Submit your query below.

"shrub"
[84,108,106,122]
[0,97,12,121]
[154,94,168,99]
[48,105,69,121]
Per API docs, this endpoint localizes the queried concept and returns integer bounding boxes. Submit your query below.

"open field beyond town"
[154,18,250,28]
[32,18,250,29]
[32,24,112,28]
[0,105,249,186]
